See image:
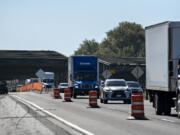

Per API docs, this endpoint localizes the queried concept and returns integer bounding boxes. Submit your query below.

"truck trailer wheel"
[164,106,171,116]
[164,94,171,116]
[100,98,104,103]
[155,93,163,115]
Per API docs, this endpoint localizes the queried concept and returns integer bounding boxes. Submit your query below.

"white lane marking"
[161,118,175,123]
[13,95,94,135]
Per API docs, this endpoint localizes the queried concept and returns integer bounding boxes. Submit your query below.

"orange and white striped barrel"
[89,91,98,107]
[131,93,144,118]
[54,88,61,99]
[64,88,71,101]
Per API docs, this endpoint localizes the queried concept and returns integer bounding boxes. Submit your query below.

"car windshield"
[61,83,68,86]
[43,79,54,83]
[127,82,139,87]
[105,81,127,87]
[75,72,97,81]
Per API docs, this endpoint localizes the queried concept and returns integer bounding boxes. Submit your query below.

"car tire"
[127,99,131,104]
[124,100,130,104]
[123,100,126,104]
[104,99,108,104]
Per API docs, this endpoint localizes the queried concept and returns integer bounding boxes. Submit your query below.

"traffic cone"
[54,88,61,99]
[127,93,147,120]
[64,88,72,102]
[89,91,99,108]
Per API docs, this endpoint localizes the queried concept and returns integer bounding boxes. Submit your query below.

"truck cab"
[68,56,99,98]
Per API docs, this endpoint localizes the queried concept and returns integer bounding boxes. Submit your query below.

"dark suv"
[0,81,8,94]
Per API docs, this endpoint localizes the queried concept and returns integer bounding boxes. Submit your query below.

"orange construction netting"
[18,83,43,92]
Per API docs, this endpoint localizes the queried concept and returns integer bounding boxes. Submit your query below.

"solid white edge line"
[161,118,175,123]
[13,95,94,135]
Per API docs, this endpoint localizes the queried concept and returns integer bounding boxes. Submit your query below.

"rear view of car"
[126,81,143,94]
[100,79,131,104]
[58,83,68,93]
[0,81,8,94]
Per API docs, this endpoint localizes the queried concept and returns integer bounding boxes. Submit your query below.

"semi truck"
[42,72,54,88]
[68,56,99,98]
[145,21,180,117]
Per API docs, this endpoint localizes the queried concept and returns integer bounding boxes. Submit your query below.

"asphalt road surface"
[0,94,82,135]
[1,91,180,135]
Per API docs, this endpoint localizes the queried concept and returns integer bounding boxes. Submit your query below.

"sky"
[0,0,179,56]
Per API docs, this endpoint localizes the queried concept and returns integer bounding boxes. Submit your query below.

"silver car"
[58,83,68,93]
[100,79,131,104]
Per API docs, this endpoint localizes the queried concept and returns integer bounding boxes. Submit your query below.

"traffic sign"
[102,70,111,79]
[131,66,144,79]
[35,69,45,79]
[109,69,116,74]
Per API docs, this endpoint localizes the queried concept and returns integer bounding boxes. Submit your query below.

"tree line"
[74,22,145,57]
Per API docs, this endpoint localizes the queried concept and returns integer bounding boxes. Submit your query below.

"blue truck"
[68,56,99,98]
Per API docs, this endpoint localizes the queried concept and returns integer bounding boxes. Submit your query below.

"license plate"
[116,95,121,97]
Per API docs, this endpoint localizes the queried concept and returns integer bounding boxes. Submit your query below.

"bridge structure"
[0,50,144,88]
[0,50,110,88]
[0,50,68,86]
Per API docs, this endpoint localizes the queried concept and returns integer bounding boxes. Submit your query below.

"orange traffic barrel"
[64,88,71,101]
[89,91,99,108]
[131,93,144,118]
[54,88,61,99]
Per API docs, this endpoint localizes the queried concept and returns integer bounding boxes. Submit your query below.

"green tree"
[74,22,145,57]
[99,22,145,57]
[74,39,99,55]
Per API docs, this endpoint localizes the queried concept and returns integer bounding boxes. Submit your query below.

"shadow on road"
[168,114,178,118]
[0,94,7,100]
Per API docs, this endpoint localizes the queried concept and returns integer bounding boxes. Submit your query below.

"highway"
[0,91,180,135]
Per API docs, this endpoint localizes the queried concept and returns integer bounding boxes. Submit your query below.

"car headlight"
[75,85,79,88]
[105,89,112,92]
[127,88,132,91]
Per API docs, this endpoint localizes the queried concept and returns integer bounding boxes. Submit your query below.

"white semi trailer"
[146,21,180,117]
